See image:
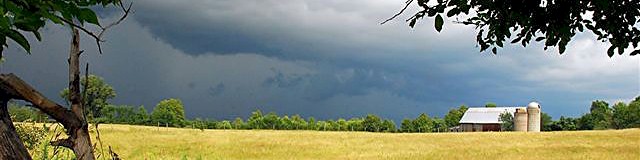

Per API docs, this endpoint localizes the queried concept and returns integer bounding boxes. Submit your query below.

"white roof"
[459,107,524,124]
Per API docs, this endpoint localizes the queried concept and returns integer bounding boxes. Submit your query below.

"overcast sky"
[2,0,639,122]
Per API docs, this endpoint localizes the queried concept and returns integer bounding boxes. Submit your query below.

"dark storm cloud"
[207,83,225,97]
[1,0,637,123]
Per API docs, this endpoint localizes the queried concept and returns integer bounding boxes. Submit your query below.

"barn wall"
[481,124,500,131]
[461,124,473,132]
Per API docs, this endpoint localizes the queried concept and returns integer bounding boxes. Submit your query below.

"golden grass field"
[21,124,640,159]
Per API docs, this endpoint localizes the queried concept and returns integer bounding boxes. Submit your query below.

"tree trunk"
[0,99,32,160]
[67,28,95,160]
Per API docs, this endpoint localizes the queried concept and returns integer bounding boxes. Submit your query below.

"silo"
[527,102,541,132]
[514,108,528,132]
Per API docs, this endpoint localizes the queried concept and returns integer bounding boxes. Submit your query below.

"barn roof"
[459,107,524,124]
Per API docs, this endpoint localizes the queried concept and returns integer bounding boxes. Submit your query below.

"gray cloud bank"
[1,0,638,122]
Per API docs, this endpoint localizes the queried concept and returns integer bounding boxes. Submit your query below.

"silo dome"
[528,102,540,109]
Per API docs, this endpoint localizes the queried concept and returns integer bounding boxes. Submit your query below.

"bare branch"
[98,2,133,38]
[50,139,73,148]
[381,0,414,25]
[56,1,133,55]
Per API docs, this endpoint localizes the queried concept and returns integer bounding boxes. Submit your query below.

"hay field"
[89,124,640,160]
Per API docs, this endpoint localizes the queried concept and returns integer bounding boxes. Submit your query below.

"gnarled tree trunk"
[0,99,32,160]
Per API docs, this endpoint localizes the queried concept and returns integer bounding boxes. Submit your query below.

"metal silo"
[527,102,541,132]
[514,108,528,132]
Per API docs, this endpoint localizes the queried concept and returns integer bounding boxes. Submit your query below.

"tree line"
[499,98,640,131]
[8,75,640,133]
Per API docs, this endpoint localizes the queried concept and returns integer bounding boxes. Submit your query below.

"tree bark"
[0,99,32,160]
[67,28,95,160]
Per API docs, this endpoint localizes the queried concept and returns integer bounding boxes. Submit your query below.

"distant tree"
[400,118,415,132]
[336,119,349,131]
[307,117,317,130]
[351,118,366,131]
[577,113,596,130]
[540,112,553,131]
[326,120,337,131]
[363,114,383,132]
[381,119,397,132]
[589,100,613,130]
[151,98,186,127]
[60,75,116,120]
[611,102,630,129]
[612,97,640,129]
[627,97,640,128]
[134,106,149,125]
[413,113,434,133]
[216,120,232,129]
[8,103,47,122]
[233,117,245,129]
[444,105,468,128]
[431,117,447,132]
[556,116,578,131]
[499,112,514,131]
[247,110,264,129]
[263,112,281,130]
[388,0,640,57]
[291,115,307,130]
[485,103,497,108]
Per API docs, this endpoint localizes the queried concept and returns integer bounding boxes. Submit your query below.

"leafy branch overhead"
[0,0,132,58]
[384,0,640,57]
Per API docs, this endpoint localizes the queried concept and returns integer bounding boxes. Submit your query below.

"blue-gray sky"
[1,0,639,122]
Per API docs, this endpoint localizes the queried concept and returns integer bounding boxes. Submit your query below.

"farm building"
[456,102,541,132]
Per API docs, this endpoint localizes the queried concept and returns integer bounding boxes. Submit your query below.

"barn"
[457,102,541,132]
[458,107,520,132]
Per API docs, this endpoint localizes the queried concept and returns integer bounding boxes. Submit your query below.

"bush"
[14,123,48,150]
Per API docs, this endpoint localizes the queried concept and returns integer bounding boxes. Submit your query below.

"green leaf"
[7,29,31,54]
[511,37,522,43]
[491,47,497,54]
[42,13,63,24]
[409,18,417,28]
[32,31,42,41]
[607,47,615,57]
[631,50,640,56]
[535,37,545,41]
[559,45,566,54]
[435,14,444,32]
[447,8,459,17]
[78,8,100,25]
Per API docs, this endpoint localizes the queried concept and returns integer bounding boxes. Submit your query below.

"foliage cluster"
[393,0,640,56]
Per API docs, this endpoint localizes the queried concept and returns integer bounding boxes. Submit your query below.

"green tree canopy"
[363,114,383,132]
[499,112,514,131]
[540,112,553,131]
[485,102,497,108]
[60,75,116,119]
[151,98,186,127]
[612,97,640,129]
[413,113,434,132]
[389,0,640,56]
[444,105,468,128]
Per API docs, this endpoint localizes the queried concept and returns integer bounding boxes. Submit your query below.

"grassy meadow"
[22,123,640,159]
[95,124,639,160]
